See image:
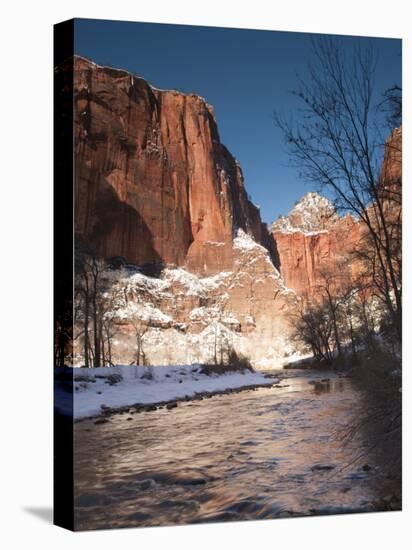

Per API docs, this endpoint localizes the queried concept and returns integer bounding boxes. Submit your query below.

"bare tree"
[210,297,234,365]
[275,38,402,342]
[101,293,118,367]
[88,256,106,367]
[75,252,91,367]
[314,268,345,357]
[130,316,148,366]
[123,296,149,366]
[75,251,107,367]
[380,85,402,128]
[292,298,335,364]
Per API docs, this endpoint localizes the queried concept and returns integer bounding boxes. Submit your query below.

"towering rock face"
[69,55,401,368]
[71,56,296,368]
[271,193,362,295]
[74,56,270,274]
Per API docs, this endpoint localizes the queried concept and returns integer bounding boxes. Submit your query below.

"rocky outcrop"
[73,229,298,369]
[69,55,300,368]
[271,193,362,295]
[271,192,339,234]
[73,55,271,274]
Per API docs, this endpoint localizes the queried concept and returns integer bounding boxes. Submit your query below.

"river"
[74,370,400,530]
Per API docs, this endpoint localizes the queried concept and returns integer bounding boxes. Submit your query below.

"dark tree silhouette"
[275,39,402,342]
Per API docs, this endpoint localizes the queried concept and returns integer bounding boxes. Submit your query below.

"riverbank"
[55,364,278,420]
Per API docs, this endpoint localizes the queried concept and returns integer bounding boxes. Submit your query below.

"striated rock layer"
[73,55,273,275]
[270,193,363,295]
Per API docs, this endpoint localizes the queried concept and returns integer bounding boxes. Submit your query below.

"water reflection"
[74,371,400,530]
[310,378,345,395]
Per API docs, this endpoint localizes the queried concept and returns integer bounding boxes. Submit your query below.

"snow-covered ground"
[55,364,277,419]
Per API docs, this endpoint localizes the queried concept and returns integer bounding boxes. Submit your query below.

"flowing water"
[74,371,400,530]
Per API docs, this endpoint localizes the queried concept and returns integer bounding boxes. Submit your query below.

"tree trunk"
[84,288,90,369]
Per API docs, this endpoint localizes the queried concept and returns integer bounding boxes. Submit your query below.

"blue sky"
[74,19,401,223]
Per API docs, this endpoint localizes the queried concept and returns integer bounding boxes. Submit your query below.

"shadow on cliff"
[75,169,164,274]
[263,224,281,272]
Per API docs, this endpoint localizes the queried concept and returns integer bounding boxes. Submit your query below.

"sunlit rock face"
[271,192,339,235]
[270,127,402,298]
[73,230,298,369]
[73,55,272,275]
[69,54,401,368]
[70,55,298,367]
[270,193,359,295]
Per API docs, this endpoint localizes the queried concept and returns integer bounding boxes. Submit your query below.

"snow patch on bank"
[56,364,275,419]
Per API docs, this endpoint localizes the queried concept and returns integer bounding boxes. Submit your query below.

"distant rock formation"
[270,193,356,295]
[271,192,339,235]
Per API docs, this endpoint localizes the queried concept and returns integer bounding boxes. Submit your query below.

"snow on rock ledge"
[271,192,338,235]
[233,228,269,252]
[73,229,300,369]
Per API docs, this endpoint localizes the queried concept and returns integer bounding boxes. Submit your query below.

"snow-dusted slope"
[271,192,338,235]
[73,229,300,370]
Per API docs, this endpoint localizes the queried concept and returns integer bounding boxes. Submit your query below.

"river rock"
[94,418,109,425]
[311,464,336,472]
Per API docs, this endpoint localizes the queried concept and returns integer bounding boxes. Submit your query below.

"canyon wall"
[70,55,295,367]
[68,55,401,368]
[73,55,272,275]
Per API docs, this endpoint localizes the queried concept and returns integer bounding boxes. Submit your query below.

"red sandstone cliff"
[271,125,402,297]
[270,193,362,296]
[71,54,400,299]
[73,56,271,274]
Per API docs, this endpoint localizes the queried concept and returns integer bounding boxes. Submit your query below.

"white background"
[1,0,410,548]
